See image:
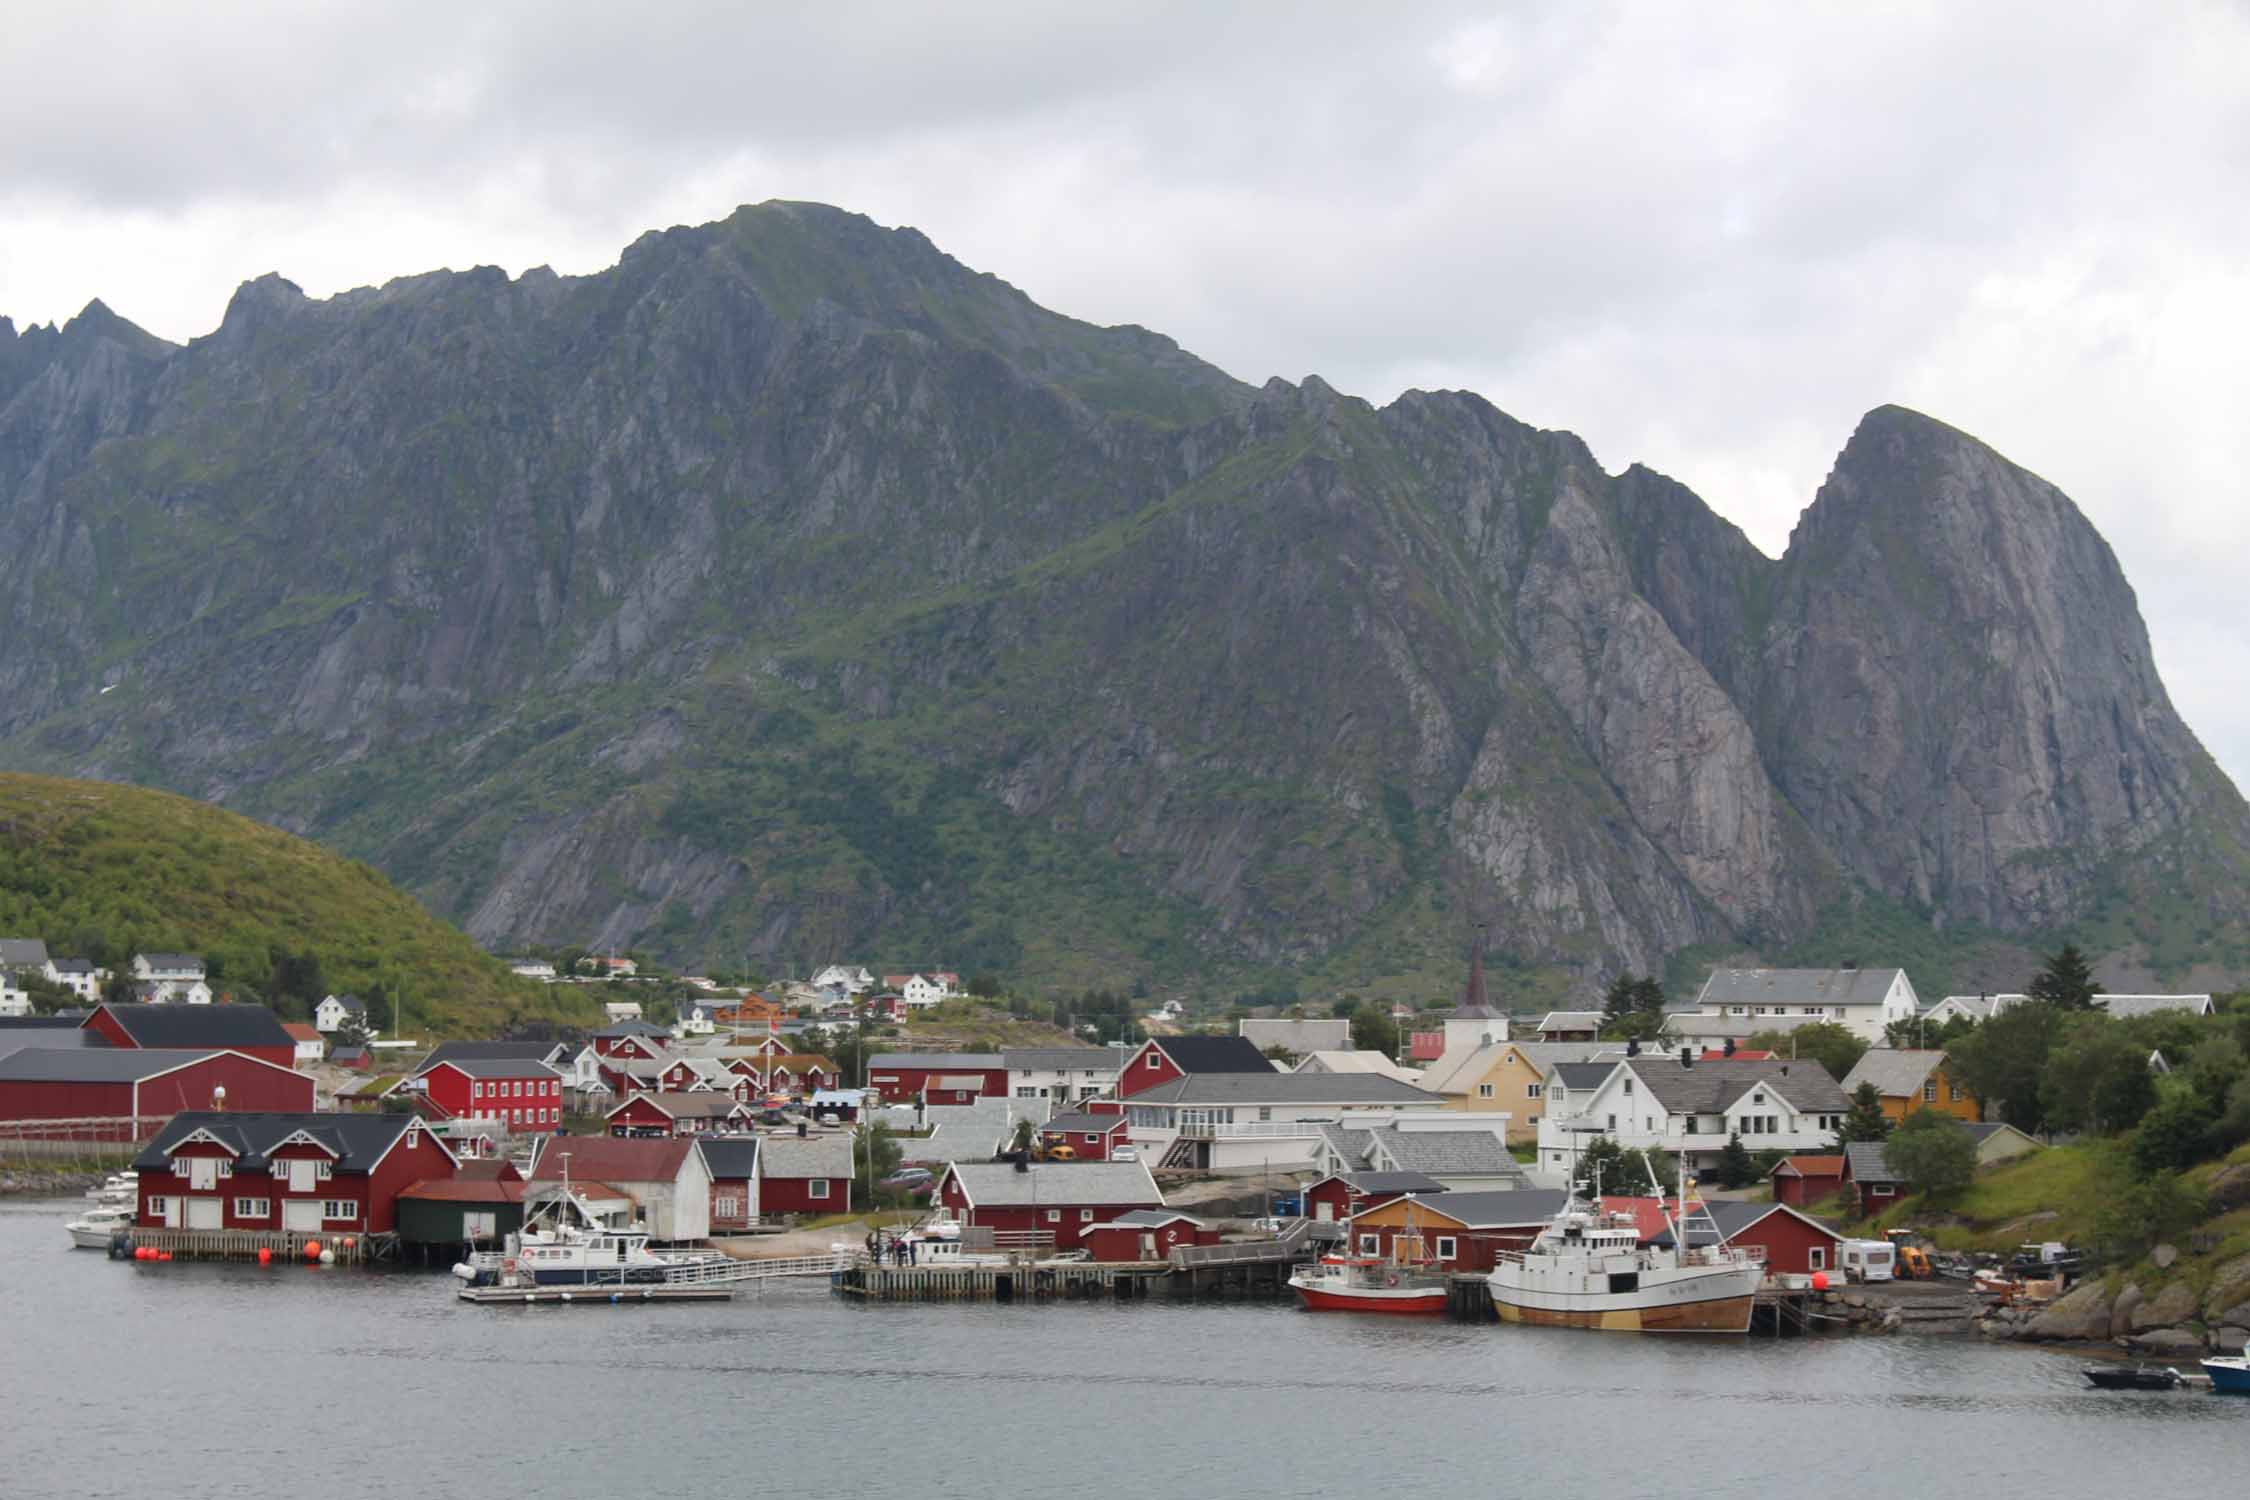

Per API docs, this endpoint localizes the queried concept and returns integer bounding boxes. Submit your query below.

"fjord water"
[0,1199,2237,1499]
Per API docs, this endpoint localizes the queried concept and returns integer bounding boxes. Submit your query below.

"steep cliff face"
[1,204,2243,995]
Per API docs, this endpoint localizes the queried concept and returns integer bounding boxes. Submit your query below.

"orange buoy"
[257,1247,273,1266]
[1811,1271,1829,1291]
[132,1246,148,1261]
[158,1250,173,1262]
[303,1239,322,1261]
[340,1237,356,1252]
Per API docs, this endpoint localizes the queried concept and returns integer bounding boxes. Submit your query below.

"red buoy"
[1810,1271,1829,1291]
[340,1237,356,1252]
[158,1250,173,1262]
[257,1247,273,1266]
[303,1240,322,1261]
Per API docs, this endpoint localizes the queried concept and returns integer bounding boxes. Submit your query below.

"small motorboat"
[64,1204,137,1250]
[2082,1364,2180,1391]
[2201,1355,2250,1395]
[1288,1255,1448,1315]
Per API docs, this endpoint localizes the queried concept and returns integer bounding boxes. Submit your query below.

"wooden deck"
[116,1228,396,1263]
[835,1255,1302,1304]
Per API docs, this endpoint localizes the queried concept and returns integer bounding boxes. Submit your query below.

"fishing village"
[6,943,2250,1398]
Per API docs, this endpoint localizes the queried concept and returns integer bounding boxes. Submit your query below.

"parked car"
[1110,1146,1139,1162]
[879,1167,934,1190]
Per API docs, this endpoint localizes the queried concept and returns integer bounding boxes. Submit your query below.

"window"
[1478,1083,1495,1099]
[1016,1086,1040,1097]
[1808,1247,1826,1270]
[1079,1210,1095,1222]
[315,1161,332,1181]
[322,1200,358,1221]
[1872,1184,1895,1198]
[1435,1236,1458,1261]
[1623,1078,1634,1096]
[1358,1234,1379,1254]
[147,1197,168,1217]
[1684,1118,1698,1134]
[1752,1091,1765,1105]
[1728,1006,1747,1016]
[1525,1083,1542,1099]
[1922,1080,1937,1102]
[1146,1052,1161,1068]
[1083,1134,1099,1144]
[1606,1114,1617,1131]
[215,1160,232,1178]
[808,1179,829,1199]
[233,1197,270,1217]
[1045,1209,1061,1223]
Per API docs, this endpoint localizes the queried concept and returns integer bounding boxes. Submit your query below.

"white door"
[283,1200,323,1232]
[161,1197,181,1228]
[188,1158,218,1190]
[185,1197,223,1230]
[287,1160,318,1193]
[1315,1201,1333,1221]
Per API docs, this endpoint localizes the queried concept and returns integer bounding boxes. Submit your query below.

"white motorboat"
[65,1204,136,1250]
[1288,1255,1449,1315]
[84,1171,137,1203]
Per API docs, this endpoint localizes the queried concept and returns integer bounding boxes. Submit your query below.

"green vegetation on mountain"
[0,773,591,1035]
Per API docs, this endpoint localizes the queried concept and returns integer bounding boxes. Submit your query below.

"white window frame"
[1358,1233,1379,1255]
[1525,1083,1542,1099]
[1477,1084,1495,1099]
[808,1179,830,1199]
[321,1199,359,1221]
[146,1196,169,1217]
[233,1197,270,1217]
[1435,1235,1458,1261]
[1080,1209,1095,1222]
[1808,1247,1826,1270]
[1044,1209,1061,1223]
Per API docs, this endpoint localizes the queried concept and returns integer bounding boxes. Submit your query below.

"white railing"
[661,1253,853,1283]
[1171,1120,1333,1140]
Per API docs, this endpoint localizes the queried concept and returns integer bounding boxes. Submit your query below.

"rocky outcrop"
[2018,1280,2115,1342]
[2,202,2246,984]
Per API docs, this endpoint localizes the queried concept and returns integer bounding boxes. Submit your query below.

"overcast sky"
[6,2,2248,786]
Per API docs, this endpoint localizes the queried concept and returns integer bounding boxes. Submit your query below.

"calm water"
[0,1196,2240,1499]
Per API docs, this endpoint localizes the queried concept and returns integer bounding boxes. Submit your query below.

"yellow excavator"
[1883,1228,1935,1279]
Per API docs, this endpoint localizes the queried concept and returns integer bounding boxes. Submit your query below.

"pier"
[115,1228,397,1264]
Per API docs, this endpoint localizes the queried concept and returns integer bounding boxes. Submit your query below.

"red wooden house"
[1700,1201,1846,1276]
[81,1002,298,1070]
[1346,1189,1569,1272]
[932,1160,1167,1251]
[0,1047,315,1139]
[655,1057,717,1093]
[590,1021,672,1059]
[756,1131,854,1216]
[1115,1035,1275,1099]
[1843,1141,1905,1218]
[1302,1169,1445,1225]
[1081,1210,1218,1262]
[921,1073,989,1107]
[866,1052,1006,1104]
[772,1054,840,1095]
[1038,1111,1131,1162]
[605,1091,755,1137]
[1770,1154,1848,1208]
[697,1136,762,1230]
[132,1110,460,1233]
[417,1058,564,1133]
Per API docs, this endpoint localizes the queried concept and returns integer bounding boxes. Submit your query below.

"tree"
[2091,1165,2207,1260]
[1882,1109,1977,1200]
[2041,1021,2157,1135]
[1945,1000,2063,1133]
[2132,1090,2217,1175]
[1714,1132,1758,1189]
[2184,1035,2246,1114]
[1349,1002,1400,1057]
[1601,974,1664,1026]
[855,1123,904,1205]
[1260,1044,1300,1067]
[2027,943,2102,1010]
[1836,1082,1892,1145]
[1746,1021,1866,1083]
[1568,1136,1675,1196]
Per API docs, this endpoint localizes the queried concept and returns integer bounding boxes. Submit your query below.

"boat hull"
[529,1265,676,1286]
[1491,1291,1756,1333]
[1290,1280,1446,1316]
[67,1225,125,1250]
[1487,1261,1764,1334]
[2202,1359,2250,1394]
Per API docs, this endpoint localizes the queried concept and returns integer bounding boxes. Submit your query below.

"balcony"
[1170,1119,1332,1140]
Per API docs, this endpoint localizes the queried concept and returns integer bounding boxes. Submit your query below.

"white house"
[812,964,874,996]
[314,994,368,1034]
[1120,1073,1449,1173]
[43,958,101,1002]
[0,973,27,1018]
[508,959,558,981]
[1003,1046,1124,1104]
[130,953,211,1004]
[1924,992,2215,1027]
[1439,1004,1511,1051]
[603,1000,645,1022]
[1680,966,1920,1043]
[1533,1053,1851,1179]
[1238,1018,1352,1056]
[1292,1050,1419,1083]
[901,974,953,1008]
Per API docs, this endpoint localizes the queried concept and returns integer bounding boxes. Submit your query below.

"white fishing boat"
[1485,1148,1762,1333]
[64,1204,136,1250]
[84,1171,136,1204]
[452,1173,730,1288]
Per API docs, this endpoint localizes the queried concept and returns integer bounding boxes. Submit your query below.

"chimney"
[1013,1149,1030,1173]
[796,1120,808,1138]
[1678,1048,1692,1068]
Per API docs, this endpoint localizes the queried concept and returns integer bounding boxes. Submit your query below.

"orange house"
[1840,1049,1978,1123]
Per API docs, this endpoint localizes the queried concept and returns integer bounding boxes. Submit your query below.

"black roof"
[0,1047,221,1083]
[132,1111,425,1173]
[695,1136,761,1180]
[592,1019,672,1039]
[1152,1035,1274,1074]
[419,1040,563,1073]
[1042,1111,1128,1135]
[92,1003,293,1049]
[0,1021,104,1066]
[423,1054,563,1080]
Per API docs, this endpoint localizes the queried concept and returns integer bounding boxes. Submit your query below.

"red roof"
[1701,1048,1777,1060]
[399,1178,525,1203]
[453,1158,524,1183]
[282,1023,322,1043]
[1772,1154,1846,1177]
[1408,1032,1446,1061]
[527,1136,696,1184]
[1598,1196,1708,1243]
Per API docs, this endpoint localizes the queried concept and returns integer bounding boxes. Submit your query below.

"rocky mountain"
[2,201,2244,1001]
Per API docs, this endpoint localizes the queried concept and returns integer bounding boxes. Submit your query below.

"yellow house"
[1839,1048,1979,1123]
[1423,1041,1617,1143]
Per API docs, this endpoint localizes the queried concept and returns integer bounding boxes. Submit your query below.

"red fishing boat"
[1287,1254,1448,1315]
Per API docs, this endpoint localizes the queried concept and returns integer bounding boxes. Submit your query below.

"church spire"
[1461,921,1488,1011]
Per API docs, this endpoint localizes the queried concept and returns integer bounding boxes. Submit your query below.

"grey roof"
[1409,1188,1569,1228]
[1236,1018,1352,1054]
[137,952,204,971]
[1844,1141,1901,1184]
[759,1133,853,1179]
[942,1160,1163,1208]
[1041,1111,1127,1135]
[928,1074,989,1090]
[0,939,53,969]
[1704,1199,1843,1243]
[1101,1208,1206,1228]
[1124,1073,1442,1106]
[325,993,366,1011]
[93,1003,293,1050]
[2097,994,2215,1019]
[1696,967,1902,1008]
[695,1136,761,1180]
[427,1055,564,1080]
[1960,1122,2030,1145]
[0,1024,103,1065]
[1336,1170,1447,1195]
[1550,1061,1621,1091]
[1366,1128,1526,1181]
[630,1092,749,1118]
[48,958,95,976]
[1628,1056,1851,1115]
[1513,1041,1627,1067]
[1840,1049,1948,1098]
[1318,1123,1376,1166]
[418,1040,564,1072]
[1535,1011,1603,1031]
[592,1019,671,1039]
[131,1110,417,1173]
[1001,1047,1122,1072]
[0,1046,224,1082]
[868,1052,1004,1069]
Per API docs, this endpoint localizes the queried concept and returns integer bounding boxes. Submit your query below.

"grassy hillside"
[0,773,595,1037]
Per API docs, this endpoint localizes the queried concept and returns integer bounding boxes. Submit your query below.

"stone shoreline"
[1975,1255,2250,1356]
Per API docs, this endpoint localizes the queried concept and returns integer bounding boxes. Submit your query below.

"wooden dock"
[115,1228,396,1264]
[834,1256,1299,1304]
[458,1284,736,1306]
